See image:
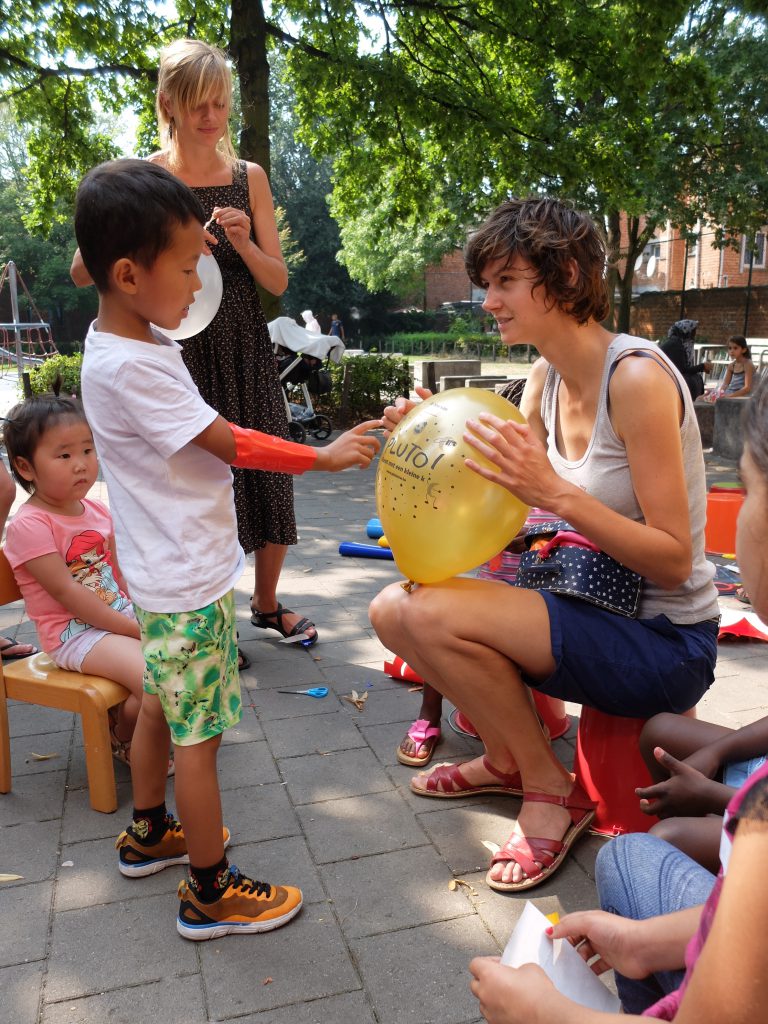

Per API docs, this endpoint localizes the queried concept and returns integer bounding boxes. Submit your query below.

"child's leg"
[640,713,733,782]
[649,816,723,873]
[173,734,225,867]
[80,633,145,746]
[130,692,172,809]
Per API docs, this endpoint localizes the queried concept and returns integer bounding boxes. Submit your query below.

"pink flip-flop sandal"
[397,718,442,767]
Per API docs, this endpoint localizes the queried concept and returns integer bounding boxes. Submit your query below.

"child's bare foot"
[397,718,442,766]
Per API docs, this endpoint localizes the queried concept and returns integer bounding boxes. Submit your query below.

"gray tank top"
[540,334,719,623]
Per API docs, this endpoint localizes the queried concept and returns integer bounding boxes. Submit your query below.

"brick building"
[419,224,768,342]
[422,249,485,309]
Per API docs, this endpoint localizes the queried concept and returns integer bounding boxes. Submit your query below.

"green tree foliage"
[2,2,767,333]
[0,109,96,350]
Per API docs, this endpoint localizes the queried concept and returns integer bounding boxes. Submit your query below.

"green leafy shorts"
[134,590,241,746]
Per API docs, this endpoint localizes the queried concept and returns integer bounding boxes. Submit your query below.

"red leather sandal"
[486,779,597,892]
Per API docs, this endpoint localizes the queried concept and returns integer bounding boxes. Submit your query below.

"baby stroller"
[267,317,346,443]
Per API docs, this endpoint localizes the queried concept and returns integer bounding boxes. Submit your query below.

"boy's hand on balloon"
[313,420,382,471]
[381,386,432,437]
[463,412,562,508]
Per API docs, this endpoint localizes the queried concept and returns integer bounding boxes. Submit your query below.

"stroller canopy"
[268,317,346,363]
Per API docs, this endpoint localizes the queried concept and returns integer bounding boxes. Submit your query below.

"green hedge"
[308,355,411,426]
[27,353,84,397]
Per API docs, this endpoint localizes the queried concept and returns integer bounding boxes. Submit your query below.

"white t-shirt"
[81,323,244,612]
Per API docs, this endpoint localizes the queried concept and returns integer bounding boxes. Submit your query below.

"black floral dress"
[182,161,297,554]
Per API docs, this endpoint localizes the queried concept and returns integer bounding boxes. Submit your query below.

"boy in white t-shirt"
[75,158,380,940]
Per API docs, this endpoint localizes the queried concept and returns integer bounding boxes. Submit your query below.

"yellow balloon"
[376,388,530,583]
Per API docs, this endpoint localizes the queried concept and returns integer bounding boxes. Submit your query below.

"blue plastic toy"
[366,517,384,539]
[339,542,394,560]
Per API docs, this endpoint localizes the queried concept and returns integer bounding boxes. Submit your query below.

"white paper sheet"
[500,901,620,1013]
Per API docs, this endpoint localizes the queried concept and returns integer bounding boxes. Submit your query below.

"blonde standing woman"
[73,39,318,659]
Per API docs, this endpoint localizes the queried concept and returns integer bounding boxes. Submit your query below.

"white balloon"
[155,253,223,341]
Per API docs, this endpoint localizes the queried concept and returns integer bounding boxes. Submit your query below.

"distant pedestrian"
[660,319,712,400]
[329,313,346,341]
[302,309,322,333]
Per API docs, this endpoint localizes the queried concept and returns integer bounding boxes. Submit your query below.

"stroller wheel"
[311,415,333,440]
[288,420,307,444]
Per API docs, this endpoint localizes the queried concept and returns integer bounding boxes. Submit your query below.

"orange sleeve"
[229,422,318,474]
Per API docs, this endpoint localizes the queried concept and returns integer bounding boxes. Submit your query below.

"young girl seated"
[705,334,755,401]
[3,390,162,768]
[469,376,768,1022]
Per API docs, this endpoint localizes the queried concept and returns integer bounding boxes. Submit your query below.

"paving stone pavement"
[0,443,765,1024]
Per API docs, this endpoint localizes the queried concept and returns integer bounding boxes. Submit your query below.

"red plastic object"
[533,692,571,741]
[709,483,745,494]
[383,656,425,684]
[574,706,656,837]
[704,491,744,555]
[452,710,480,738]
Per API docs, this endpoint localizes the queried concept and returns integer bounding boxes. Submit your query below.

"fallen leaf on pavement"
[448,878,479,897]
[342,689,368,711]
[29,752,58,761]
[0,874,23,883]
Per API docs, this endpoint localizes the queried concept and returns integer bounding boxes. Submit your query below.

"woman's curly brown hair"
[464,197,609,325]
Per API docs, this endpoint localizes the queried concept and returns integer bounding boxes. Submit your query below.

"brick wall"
[630,285,768,341]
[424,249,474,308]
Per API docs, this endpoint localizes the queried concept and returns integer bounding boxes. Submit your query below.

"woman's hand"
[469,957,561,1024]
[208,205,253,256]
[463,412,566,510]
[381,386,432,437]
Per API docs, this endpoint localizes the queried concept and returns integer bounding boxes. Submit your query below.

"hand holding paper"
[500,901,620,1013]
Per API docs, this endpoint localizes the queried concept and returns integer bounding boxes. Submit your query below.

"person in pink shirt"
[3,390,152,767]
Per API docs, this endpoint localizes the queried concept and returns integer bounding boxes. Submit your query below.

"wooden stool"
[574,706,657,837]
[0,550,128,813]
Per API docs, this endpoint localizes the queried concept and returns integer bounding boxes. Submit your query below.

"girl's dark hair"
[728,334,750,358]
[464,197,609,324]
[3,386,88,493]
[743,375,768,480]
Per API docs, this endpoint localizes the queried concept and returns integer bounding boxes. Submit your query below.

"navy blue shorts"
[523,592,718,718]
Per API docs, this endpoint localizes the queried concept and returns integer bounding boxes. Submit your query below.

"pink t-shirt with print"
[4,498,132,654]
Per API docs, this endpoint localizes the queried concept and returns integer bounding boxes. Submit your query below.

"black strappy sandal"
[250,602,318,647]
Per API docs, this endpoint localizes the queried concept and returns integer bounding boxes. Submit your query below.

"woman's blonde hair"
[156,39,238,169]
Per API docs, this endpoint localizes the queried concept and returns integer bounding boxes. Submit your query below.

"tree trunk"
[615,271,634,334]
[604,210,622,331]
[230,0,280,319]
[230,0,271,175]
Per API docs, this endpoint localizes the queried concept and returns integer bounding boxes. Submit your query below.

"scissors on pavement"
[276,686,329,698]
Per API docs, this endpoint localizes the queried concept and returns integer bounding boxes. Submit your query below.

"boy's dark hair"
[464,197,609,325]
[743,375,768,479]
[74,159,205,292]
[728,334,750,357]
[3,386,89,494]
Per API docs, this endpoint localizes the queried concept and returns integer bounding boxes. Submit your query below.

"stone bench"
[414,360,481,392]
[713,395,748,461]
[694,401,714,447]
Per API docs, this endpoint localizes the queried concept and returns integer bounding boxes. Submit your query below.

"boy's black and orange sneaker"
[177,865,303,940]
[116,813,231,878]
